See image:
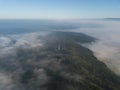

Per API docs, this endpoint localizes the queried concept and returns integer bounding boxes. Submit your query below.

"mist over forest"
[0,19,120,90]
[0,19,120,74]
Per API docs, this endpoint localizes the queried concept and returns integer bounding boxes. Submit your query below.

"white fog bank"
[73,20,120,75]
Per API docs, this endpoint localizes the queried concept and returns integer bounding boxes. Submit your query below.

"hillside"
[0,32,120,90]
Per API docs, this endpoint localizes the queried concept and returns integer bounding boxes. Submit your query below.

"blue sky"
[0,0,120,19]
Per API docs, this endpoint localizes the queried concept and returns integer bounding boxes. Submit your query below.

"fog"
[73,20,120,75]
[0,32,50,90]
[0,20,120,75]
[0,19,120,89]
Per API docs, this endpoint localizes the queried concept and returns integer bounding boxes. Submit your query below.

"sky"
[0,0,120,19]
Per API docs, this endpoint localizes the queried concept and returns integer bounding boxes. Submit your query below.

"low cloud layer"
[74,20,120,75]
[0,32,50,90]
[0,19,120,89]
[0,32,50,57]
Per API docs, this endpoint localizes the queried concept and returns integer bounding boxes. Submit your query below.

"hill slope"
[0,32,120,90]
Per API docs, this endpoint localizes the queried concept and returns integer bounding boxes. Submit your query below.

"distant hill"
[0,31,120,90]
[103,18,120,21]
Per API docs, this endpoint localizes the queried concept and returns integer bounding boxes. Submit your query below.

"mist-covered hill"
[0,31,120,90]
